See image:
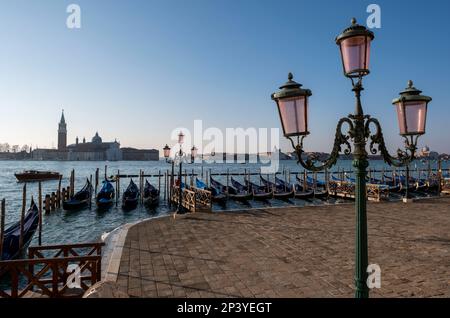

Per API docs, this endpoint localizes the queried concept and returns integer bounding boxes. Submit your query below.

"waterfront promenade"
[106,197,450,298]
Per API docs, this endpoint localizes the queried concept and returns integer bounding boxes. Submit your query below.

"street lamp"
[163,144,171,162]
[191,145,198,163]
[271,18,431,298]
[174,131,187,214]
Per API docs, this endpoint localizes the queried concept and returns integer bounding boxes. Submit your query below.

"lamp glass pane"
[178,134,185,144]
[395,101,427,135]
[163,148,170,158]
[277,96,307,136]
[340,35,371,75]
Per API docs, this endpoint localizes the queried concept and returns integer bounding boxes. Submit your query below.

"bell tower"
[58,110,67,150]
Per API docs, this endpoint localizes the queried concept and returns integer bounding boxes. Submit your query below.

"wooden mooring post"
[51,192,56,211]
[104,165,108,180]
[117,170,120,199]
[95,168,99,195]
[0,199,5,259]
[57,175,62,208]
[45,194,51,213]
[159,170,162,195]
[38,182,43,245]
[89,174,93,209]
[19,184,26,249]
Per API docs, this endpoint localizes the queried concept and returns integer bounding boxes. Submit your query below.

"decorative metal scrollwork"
[365,117,417,167]
[289,117,354,172]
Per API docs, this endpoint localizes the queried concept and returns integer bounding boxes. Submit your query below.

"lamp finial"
[288,72,293,81]
[408,80,414,88]
[351,17,357,25]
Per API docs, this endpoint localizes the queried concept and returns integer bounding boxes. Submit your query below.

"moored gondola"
[122,179,140,211]
[1,199,39,261]
[63,179,93,211]
[229,177,253,201]
[96,180,115,209]
[245,180,273,200]
[296,175,329,198]
[275,177,314,199]
[143,180,160,208]
[260,176,294,199]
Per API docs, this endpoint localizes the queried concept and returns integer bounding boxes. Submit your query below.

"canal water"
[0,159,446,247]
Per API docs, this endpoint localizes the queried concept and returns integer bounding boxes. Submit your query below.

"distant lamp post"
[271,18,432,298]
[174,132,187,214]
[393,81,432,200]
[163,144,171,162]
[191,145,198,163]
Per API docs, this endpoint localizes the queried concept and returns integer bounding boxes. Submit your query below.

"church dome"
[92,132,102,144]
[422,145,430,153]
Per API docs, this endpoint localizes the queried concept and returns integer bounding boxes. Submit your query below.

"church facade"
[32,111,158,161]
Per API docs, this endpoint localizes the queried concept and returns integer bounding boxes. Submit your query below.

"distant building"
[121,148,159,161]
[419,146,439,160]
[31,110,159,161]
[58,111,67,150]
[67,132,122,161]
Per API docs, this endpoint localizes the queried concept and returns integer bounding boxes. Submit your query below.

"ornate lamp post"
[271,18,432,298]
[163,144,171,162]
[191,145,198,163]
[174,132,186,214]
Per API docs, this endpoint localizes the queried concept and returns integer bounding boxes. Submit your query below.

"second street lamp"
[272,18,432,298]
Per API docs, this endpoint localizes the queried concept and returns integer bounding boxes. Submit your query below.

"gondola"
[296,175,329,198]
[245,180,273,200]
[383,175,415,192]
[275,177,314,199]
[96,180,115,209]
[1,199,39,261]
[143,180,160,208]
[122,179,140,211]
[62,179,93,211]
[229,177,253,201]
[196,178,227,204]
[260,176,294,199]
[367,177,402,192]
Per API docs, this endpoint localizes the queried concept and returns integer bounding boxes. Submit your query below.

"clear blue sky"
[0,0,449,153]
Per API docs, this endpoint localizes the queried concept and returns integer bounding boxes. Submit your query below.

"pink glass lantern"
[336,18,374,78]
[392,81,431,136]
[271,73,312,137]
[178,131,185,145]
[191,146,198,158]
[163,144,171,158]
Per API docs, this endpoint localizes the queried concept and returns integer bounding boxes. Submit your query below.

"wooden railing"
[328,180,389,202]
[171,186,212,212]
[0,242,104,298]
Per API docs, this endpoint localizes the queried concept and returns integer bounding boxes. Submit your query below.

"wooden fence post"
[51,192,56,211]
[38,182,42,245]
[19,184,26,249]
[95,168,99,195]
[0,199,5,259]
[45,195,51,213]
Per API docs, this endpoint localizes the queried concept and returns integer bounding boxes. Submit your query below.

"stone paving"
[112,197,450,298]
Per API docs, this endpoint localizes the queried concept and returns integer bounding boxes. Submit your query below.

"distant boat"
[122,179,140,211]
[14,170,61,182]
[63,179,93,211]
[1,199,39,261]
[96,180,115,209]
[143,180,160,208]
